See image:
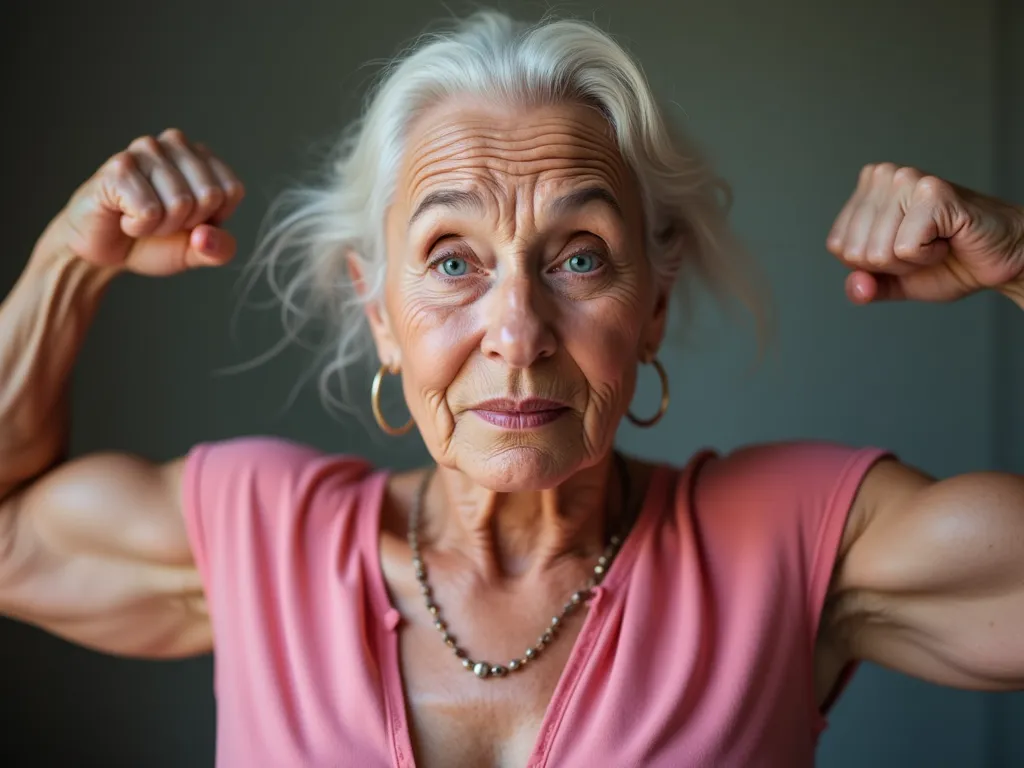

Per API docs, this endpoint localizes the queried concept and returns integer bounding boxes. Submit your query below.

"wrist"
[25,213,120,291]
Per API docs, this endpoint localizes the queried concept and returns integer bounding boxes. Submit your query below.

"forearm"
[0,215,118,499]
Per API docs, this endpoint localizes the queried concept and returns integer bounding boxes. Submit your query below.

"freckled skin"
[361,99,668,768]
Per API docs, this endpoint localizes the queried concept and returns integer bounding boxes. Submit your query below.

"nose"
[480,272,557,368]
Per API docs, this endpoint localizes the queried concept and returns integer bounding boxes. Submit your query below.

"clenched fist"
[827,163,1024,304]
[59,128,245,276]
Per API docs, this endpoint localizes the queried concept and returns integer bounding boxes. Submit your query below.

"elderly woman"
[1,11,1022,768]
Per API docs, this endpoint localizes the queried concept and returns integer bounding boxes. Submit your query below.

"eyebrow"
[408,189,484,226]
[406,184,624,228]
[549,186,624,220]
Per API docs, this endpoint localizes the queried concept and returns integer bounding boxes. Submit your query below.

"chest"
[213,554,824,768]
[390,580,591,768]
[375,572,825,768]
[393,614,581,768]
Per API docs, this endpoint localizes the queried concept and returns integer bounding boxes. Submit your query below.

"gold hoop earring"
[627,357,670,428]
[371,364,415,436]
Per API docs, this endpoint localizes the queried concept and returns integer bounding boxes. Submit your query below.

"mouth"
[469,398,571,429]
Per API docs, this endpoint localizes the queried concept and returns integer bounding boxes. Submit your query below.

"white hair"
[245,10,769,413]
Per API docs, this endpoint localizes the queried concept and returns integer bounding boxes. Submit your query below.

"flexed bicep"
[0,453,211,659]
[828,459,1024,690]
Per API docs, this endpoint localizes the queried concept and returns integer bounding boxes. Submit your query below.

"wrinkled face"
[362,99,667,490]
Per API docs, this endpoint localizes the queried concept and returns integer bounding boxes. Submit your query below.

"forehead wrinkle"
[402,114,629,205]
[405,169,514,227]
[407,131,625,181]
[407,156,629,215]
[409,112,618,158]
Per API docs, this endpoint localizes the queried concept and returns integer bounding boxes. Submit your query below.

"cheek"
[387,275,480,393]
[561,297,643,396]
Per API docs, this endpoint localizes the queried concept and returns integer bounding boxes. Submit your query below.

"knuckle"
[165,194,194,217]
[105,151,136,179]
[858,163,876,183]
[893,166,922,185]
[129,134,161,154]
[224,180,245,200]
[916,175,953,201]
[196,185,224,208]
[843,244,865,262]
[892,241,915,259]
[159,127,187,145]
[866,246,889,265]
[136,204,163,221]
[872,159,897,182]
[871,162,897,180]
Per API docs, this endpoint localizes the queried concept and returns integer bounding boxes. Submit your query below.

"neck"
[420,452,626,580]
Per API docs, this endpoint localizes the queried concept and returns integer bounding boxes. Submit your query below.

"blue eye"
[565,253,598,273]
[439,257,468,277]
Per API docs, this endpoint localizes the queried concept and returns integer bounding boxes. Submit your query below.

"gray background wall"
[1,0,1021,765]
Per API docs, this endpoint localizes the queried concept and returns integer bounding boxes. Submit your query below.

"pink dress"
[182,437,888,767]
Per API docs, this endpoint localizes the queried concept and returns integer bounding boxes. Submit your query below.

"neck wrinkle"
[422,452,622,581]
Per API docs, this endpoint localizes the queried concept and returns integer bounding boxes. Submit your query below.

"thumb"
[184,224,237,268]
[846,271,905,304]
[845,266,971,304]
[123,224,237,276]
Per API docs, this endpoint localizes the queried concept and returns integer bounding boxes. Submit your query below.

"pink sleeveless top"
[182,437,888,767]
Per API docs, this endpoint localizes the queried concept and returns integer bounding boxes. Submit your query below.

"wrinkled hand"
[827,163,1024,303]
[59,128,245,276]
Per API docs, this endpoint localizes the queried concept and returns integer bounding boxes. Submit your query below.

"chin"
[457,441,586,492]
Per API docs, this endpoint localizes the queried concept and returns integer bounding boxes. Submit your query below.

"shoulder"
[181,436,379,553]
[184,435,375,500]
[673,440,893,567]
[691,440,891,511]
[668,440,895,652]
[180,436,383,597]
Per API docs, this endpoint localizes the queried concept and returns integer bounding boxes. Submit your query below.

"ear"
[347,252,400,369]
[641,288,670,361]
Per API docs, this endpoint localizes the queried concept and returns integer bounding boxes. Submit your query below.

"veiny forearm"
[0,216,117,500]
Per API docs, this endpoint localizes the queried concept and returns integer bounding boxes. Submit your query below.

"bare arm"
[0,129,243,658]
[827,460,1024,690]
[0,456,206,657]
[819,164,1024,690]
[0,237,112,499]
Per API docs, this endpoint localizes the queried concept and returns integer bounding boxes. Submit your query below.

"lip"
[470,398,571,429]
